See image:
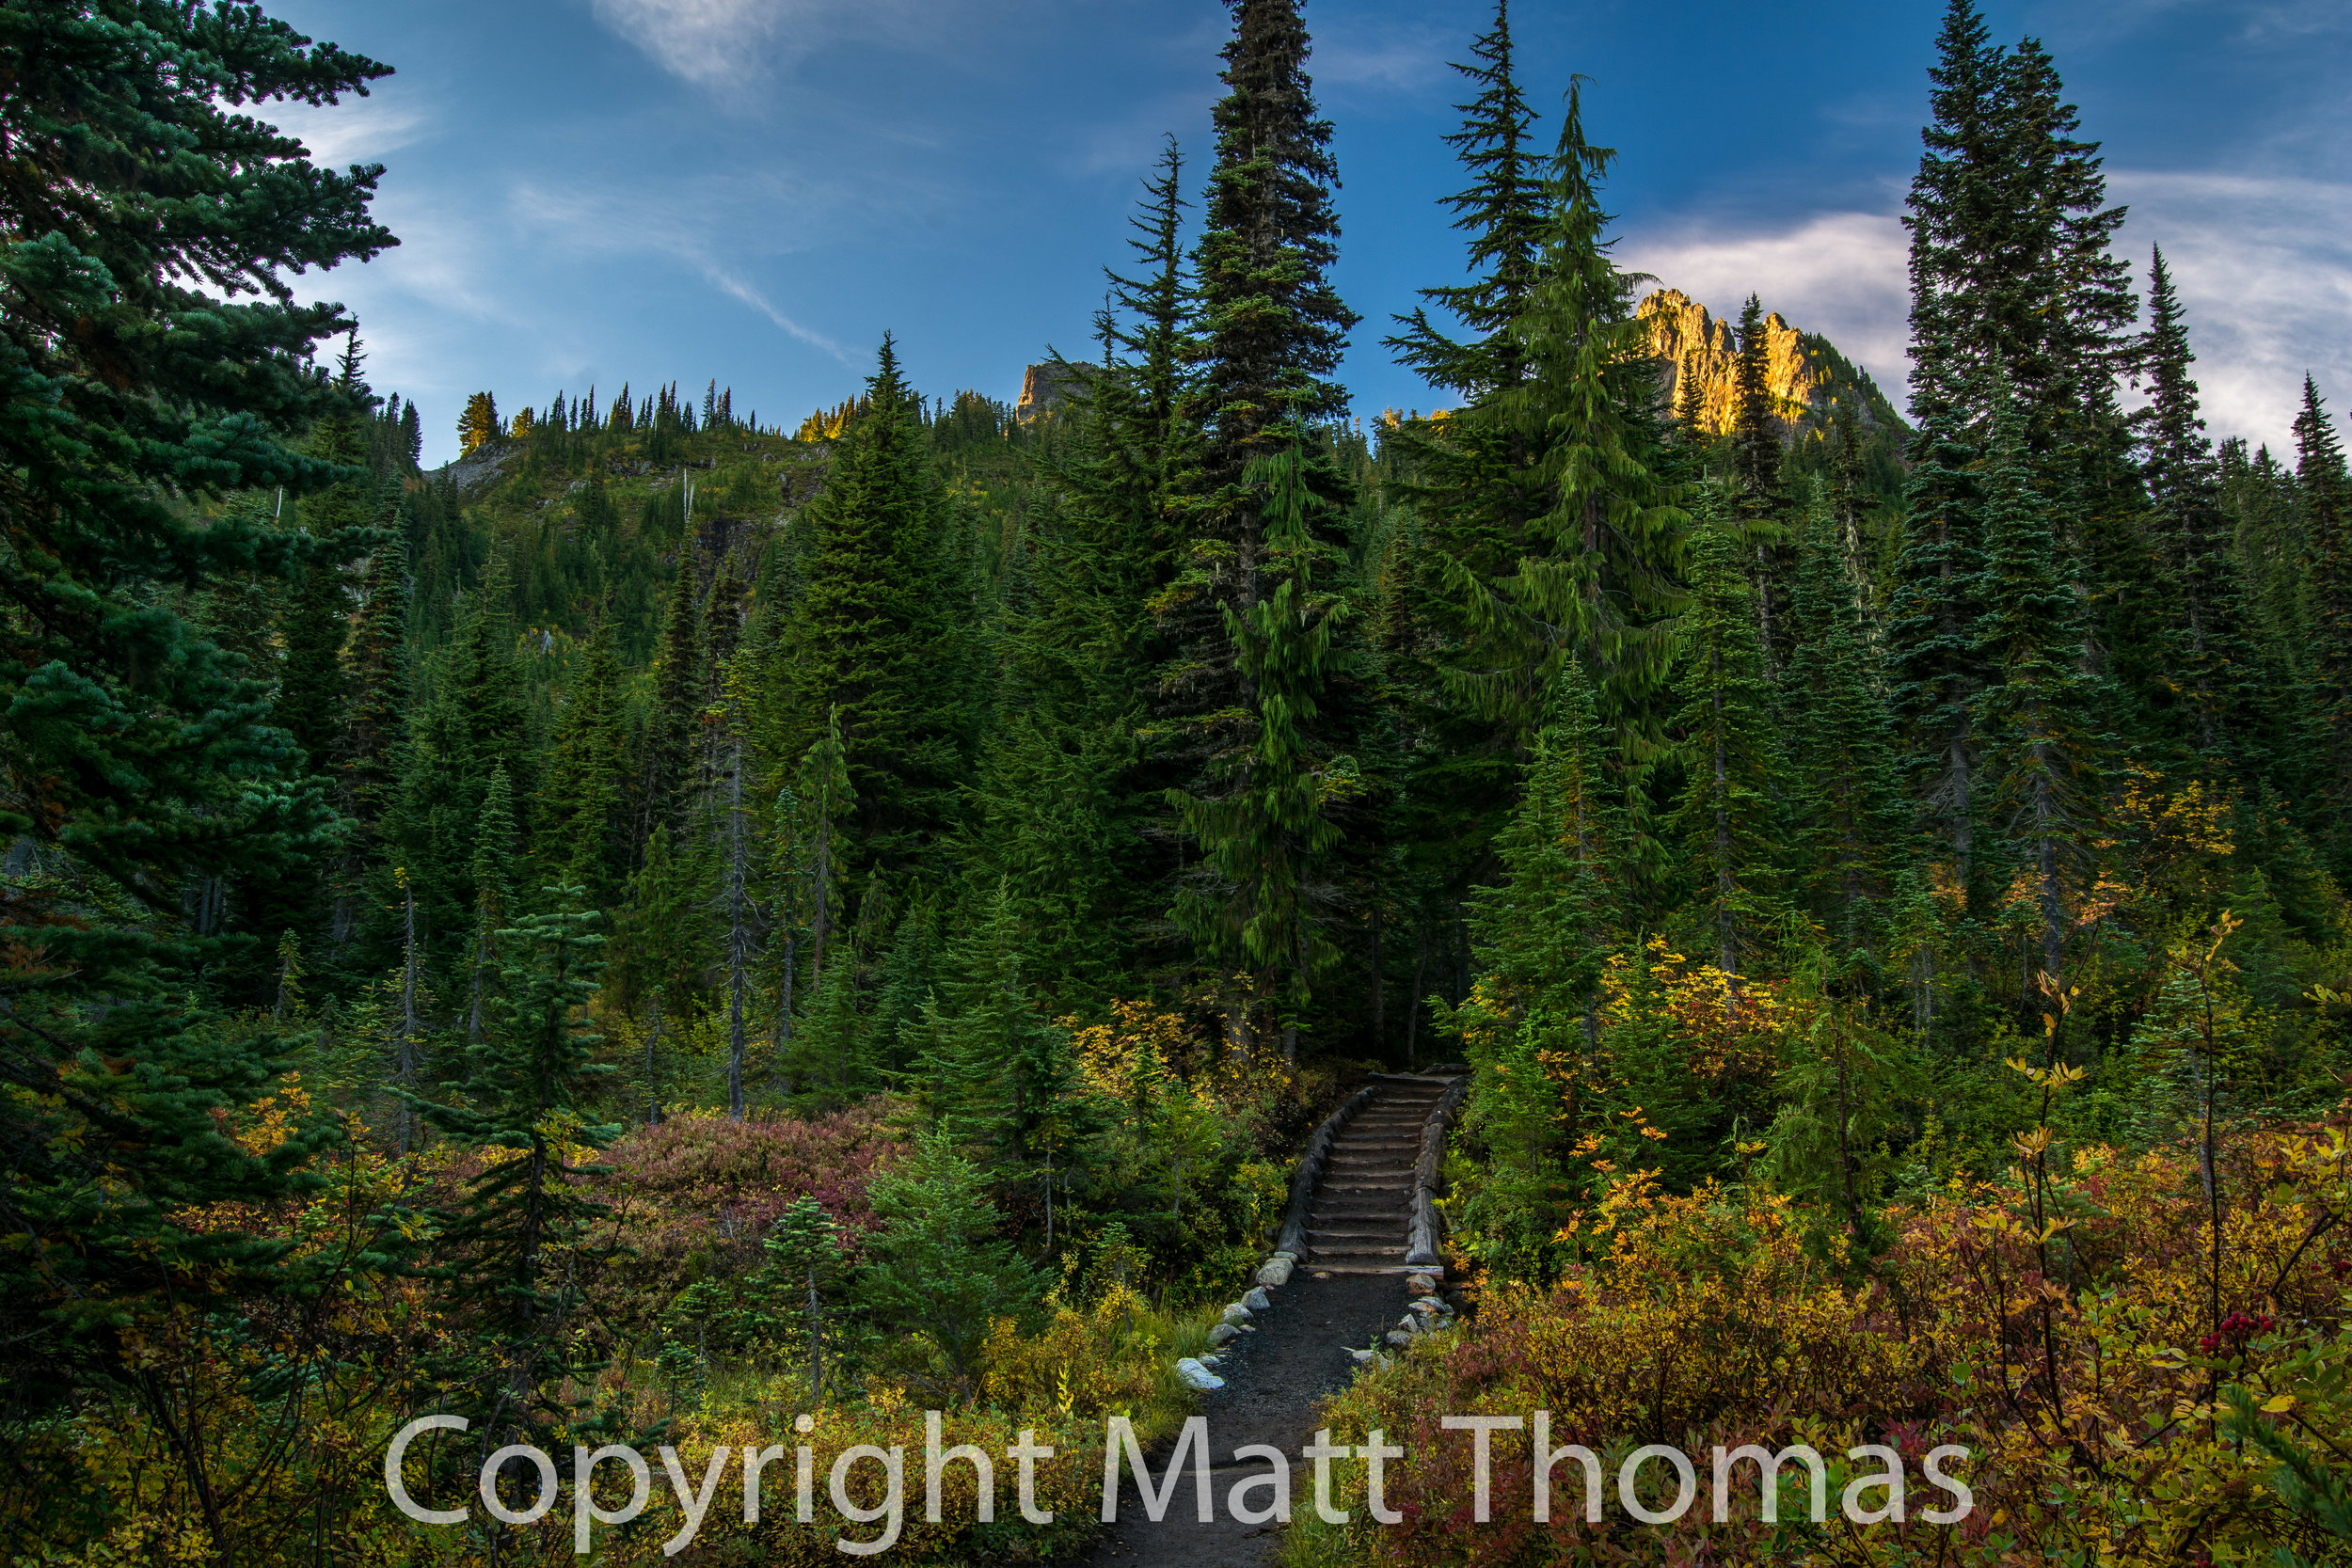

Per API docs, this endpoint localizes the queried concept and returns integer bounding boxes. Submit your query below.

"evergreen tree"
[411,893,619,1439]
[642,535,704,841]
[1374,0,1554,931]
[1169,435,1349,1060]
[539,617,630,906]
[2296,376,2352,851]
[1973,381,2098,998]
[1188,0,1358,484]
[1387,0,1547,404]
[606,823,712,1119]
[1466,659,1628,1020]
[768,781,812,1064]
[1454,662,1629,1276]
[341,544,412,853]
[464,763,518,1043]
[1451,85,1688,759]
[1889,0,2000,895]
[787,338,958,869]
[857,1130,1037,1385]
[716,723,759,1120]
[457,390,500,454]
[2135,245,2246,764]
[904,881,1083,1198]
[1668,506,1783,976]
[0,0,389,1436]
[2222,438,2314,780]
[1730,293,1790,672]
[1785,483,1907,977]
[398,562,529,968]
[273,507,356,776]
[986,142,1200,994]
[1906,4,2131,475]
[1153,0,1361,1053]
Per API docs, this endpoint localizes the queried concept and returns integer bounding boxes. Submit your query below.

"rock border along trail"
[1073,1069,1467,1568]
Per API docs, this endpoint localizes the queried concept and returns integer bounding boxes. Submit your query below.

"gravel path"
[1066,1076,1454,1568]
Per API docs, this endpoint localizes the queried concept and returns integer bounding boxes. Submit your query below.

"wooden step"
[1304,1262,1438,1277]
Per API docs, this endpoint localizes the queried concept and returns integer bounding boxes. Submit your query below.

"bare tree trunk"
[771,932,796,1098]
[2032,740,2064,992]
[809,825,830,991]
[805,1263,823,1401]
[393,883,421,1154]
[465,920,490,1046]
[644,995,664,1127]
[1369,905,1385,1053]
[1711,648,1737,976]
[1404,929,1428,1068]
[722,738,755,1121]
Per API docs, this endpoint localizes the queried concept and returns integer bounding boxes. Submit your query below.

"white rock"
[1256,1257,1296,1288]
[1385,1329,1416,1349]
[1174,1358,1226,1391]
[1347,1346,1376,1364]
[1406,1274,1439,1294]
[1198,1354,1224,1368]
[1242,1286,1272,1311]
[1222,1303,1253,1324]
[1207,1323,1239,1348]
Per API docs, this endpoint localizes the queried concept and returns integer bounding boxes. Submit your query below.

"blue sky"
[264,0,2352,468]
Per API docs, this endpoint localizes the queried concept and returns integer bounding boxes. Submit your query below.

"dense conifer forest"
[6,0,2352,1562]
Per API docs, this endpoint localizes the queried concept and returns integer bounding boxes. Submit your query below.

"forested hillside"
[6,0,2352,1562]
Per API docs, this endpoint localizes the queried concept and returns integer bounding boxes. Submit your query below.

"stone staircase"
[1302,1074,1453,1275]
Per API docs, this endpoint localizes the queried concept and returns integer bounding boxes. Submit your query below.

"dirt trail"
[1069,1076,1452,1568]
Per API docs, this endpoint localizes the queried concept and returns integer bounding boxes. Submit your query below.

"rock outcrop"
[1638,288,1904,440]
[1012,361,1092,424]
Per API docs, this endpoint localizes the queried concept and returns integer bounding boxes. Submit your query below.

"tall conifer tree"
[1160,0,1359,1052]
[0,0,390,1445]
[787,338,957,869]
[1376,0,1553,923]
[1456,85,1687,763]
[642,537,704,842]
[1730,293,1790,673]
[1669,508,1781,976]
[1169,438,1348,1059]
[2135,245,2244,763]
[410,894,618,1445]
[1973,382,2096,998]
[1785,484,1907,975]
[2296,377,2352,855]
[541,618,630,906]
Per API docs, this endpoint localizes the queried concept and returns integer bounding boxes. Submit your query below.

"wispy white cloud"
[508,175,862,363]
[588,0,787,85]
[1312,18,1454,95]
[2080,0,2352,40]
[584,0,943,86]
[2110,169,2352,448]
[262,86,437,168]
[1618,211,1914,399]
[705,268,854,362]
